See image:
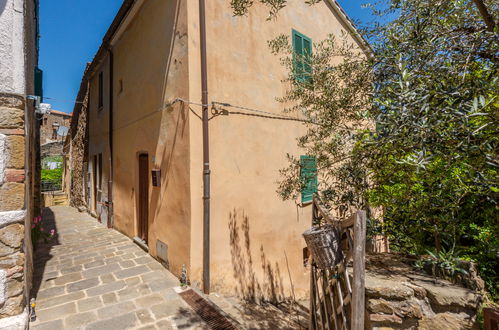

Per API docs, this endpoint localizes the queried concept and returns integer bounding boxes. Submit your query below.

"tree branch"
[471,0,496,32]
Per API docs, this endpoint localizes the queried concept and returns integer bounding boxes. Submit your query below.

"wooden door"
[138,154,149,243]
[93,155,97,211]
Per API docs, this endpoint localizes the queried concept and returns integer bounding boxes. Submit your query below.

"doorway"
[92,155,97,211]
[138,153,149,244]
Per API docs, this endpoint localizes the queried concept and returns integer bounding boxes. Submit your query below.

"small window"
[98,72,104,109]
[52,128,57,140]
[300,155,317,203]
[292,30,312,82]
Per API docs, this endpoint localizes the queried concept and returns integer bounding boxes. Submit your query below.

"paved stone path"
[30,206,209,330]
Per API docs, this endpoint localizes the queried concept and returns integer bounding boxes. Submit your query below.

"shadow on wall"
[150,101,188,220]
[31,208,60,301]
[0,0,7,16]
[229,209,285,305]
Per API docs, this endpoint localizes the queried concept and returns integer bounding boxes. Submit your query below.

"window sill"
[299,200,313,207]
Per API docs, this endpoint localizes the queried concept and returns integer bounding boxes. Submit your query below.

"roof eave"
[323,0,374,57]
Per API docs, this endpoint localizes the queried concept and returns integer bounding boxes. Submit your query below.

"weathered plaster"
[0,210,26,228]
[0,0,26,94]
[0,308,28,330]
[0,270,6,305]
[186,0,363,299]
[87,56,111,226]
[79,0,366,302]
[109,0,191,277]
[0,0,36,325]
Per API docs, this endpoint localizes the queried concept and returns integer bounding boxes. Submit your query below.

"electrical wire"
[175,98,314,124]
[52,96,322,140]
[211,100,314,124]
[212,101,299,120]
[43,96,86,104]
[83,97,314,139]
[31,94,312,124]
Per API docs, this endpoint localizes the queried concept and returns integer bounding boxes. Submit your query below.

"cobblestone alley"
[30,206,210,330]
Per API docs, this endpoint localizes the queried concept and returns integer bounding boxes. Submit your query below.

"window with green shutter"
[300,155,317,203]
[292,29,312,82]
[34,67,43,102]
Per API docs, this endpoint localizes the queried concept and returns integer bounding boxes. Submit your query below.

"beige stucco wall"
[110,0,191,277]
[88,56,111,225]
[84,0,364,302]
[186,0,362,300]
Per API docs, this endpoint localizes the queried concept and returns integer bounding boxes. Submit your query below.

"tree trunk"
[471,0,496,32]
[434,230,441,253]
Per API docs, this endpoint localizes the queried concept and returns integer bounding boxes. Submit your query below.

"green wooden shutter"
[292,30,312,82]
[300,155,317,203]
[293,30,304,80]
[303,37,312,79]
[35,0,40,52]
[34,67,43,101]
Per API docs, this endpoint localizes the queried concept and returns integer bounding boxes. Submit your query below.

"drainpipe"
[107,48,114,229]
[199,0,211,294]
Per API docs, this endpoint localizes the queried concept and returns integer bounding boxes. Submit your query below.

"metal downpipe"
[107,48,114,229]
[199,0,211,294]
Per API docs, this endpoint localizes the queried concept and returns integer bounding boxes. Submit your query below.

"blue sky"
[39,1,373,113]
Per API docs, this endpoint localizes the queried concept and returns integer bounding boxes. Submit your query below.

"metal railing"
[41,180,62,192]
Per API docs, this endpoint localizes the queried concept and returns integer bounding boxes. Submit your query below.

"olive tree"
[231,0,498,298]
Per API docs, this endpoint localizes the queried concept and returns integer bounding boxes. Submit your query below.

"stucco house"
[67,0,368,301]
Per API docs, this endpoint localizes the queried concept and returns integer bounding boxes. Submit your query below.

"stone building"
[0,0,41,328]
[63,75,89,209]
[68,0,368,302]
[40,110,71,162]
[40,110,71,145]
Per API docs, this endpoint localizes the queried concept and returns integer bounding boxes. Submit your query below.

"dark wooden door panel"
[138,154,149,243]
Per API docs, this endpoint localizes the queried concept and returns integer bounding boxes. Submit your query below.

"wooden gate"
[307,195,366,330]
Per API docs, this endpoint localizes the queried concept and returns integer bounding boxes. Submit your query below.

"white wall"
[0,0,26,94]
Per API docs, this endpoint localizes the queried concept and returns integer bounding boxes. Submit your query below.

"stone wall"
[0,93,28,327]
[0,0,40,327]
[40,111,71,145]
[65,82,89,208]
[40,141,64,158]
[364,254,482,329]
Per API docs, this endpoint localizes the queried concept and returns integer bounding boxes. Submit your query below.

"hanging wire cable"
[67,96,327,139]
[31,95,315,125]
[87,98,184,136]
[213,101,298,120]
[43,96,86,104]
[175,98,315,124]
[211,100,314,124]
[30,94,310,123]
